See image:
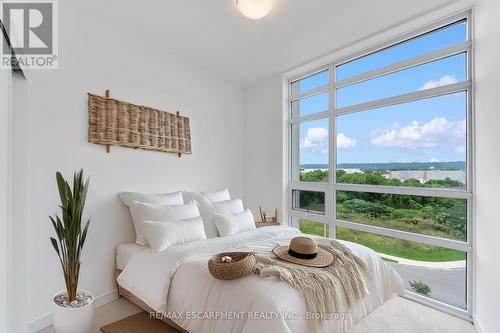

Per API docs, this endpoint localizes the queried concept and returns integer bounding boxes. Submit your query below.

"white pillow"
[163,200,201,221]
[202,188,230,203]
[118,191,184,245]
[143,217,207,252]
[118,191,183,207]
[214,209,256,237]
[182,191,219,238]
[213,199,244,214]
[131,200,200,245]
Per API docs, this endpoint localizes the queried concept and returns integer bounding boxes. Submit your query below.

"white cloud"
[370,117,466,150]
[307,127,328,142]
[300,128,356,153]
[300,127,328,153]
[337,133,356,149]
[430,158,440,162]
[420,75,458,90]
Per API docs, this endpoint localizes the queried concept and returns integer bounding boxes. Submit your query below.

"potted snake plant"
[49,170,94,333]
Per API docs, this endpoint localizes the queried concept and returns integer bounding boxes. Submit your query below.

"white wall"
[243,75,286,221]
[22,1,244,330]
[473,0,500,332]
[10,72,30,333]
[243,1,500,331]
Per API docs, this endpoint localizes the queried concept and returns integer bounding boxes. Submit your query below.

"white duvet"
[117,226,404,333]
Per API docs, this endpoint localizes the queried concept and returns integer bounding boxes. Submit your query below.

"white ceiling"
[74,0,457,87]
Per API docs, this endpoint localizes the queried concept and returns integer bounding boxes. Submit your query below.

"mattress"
[117,226,404,333]
[116,243,149,270]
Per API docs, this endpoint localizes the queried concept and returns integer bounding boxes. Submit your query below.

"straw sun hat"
[273,236,334,268]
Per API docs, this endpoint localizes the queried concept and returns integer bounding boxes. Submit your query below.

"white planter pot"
[52,289,94,333]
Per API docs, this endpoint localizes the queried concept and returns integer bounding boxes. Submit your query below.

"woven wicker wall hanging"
[88,90,191,156]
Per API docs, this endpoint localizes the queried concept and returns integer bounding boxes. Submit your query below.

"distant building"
[341,168,363,174]
[386,170,466,184]
[300,168,328,173]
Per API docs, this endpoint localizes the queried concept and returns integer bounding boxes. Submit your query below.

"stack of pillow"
[118,188,256,252]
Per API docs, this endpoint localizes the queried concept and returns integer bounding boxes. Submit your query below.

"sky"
[296,21,468,165]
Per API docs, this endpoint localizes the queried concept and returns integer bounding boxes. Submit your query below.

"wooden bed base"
[114,269,188,333]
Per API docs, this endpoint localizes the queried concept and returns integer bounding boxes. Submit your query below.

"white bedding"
[117,226,404,333]
[116,243,149,270]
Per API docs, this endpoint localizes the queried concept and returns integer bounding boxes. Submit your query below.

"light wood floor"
[38,296,476,333]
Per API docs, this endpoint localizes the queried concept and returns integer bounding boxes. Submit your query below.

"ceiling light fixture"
[236,0,273,20]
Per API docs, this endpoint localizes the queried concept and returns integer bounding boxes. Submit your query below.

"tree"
[300,169,466,239]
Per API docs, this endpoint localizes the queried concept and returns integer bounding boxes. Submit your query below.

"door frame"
[0,47,12,333]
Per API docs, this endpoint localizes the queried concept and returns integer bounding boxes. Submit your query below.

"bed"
[116,243,149,270]
[115,225,404,333]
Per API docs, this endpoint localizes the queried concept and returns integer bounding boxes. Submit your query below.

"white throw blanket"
[118,226,404,333]
[255,239,369,330]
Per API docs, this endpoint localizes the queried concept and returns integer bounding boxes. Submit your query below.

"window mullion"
[289,181,329,192]
[289,111,329,124]
[335,219,471,252]
[329,63,336,238]
[335,183,471,199]
[335,41,470,89]
[333,13,469,69]
[336,81,471,116]
[289,209,329,224]
[289,84,329,102]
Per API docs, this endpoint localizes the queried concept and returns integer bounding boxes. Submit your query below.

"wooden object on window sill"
[256,206,279,227]
[259,206,278,224]
[255,221,280,228]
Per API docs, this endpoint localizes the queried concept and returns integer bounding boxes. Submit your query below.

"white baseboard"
[93,289,119,309]
[29,289,119,332]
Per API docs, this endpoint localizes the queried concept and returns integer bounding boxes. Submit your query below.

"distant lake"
[300,161,466,171]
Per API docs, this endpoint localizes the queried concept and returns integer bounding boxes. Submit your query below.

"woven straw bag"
[208,252,256,280]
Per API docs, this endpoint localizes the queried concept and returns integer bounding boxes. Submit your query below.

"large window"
[288,13,472,317]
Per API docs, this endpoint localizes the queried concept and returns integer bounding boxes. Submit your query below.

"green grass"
[299,219,465,262]
[298,219,329,237]
[337,213,465,241]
